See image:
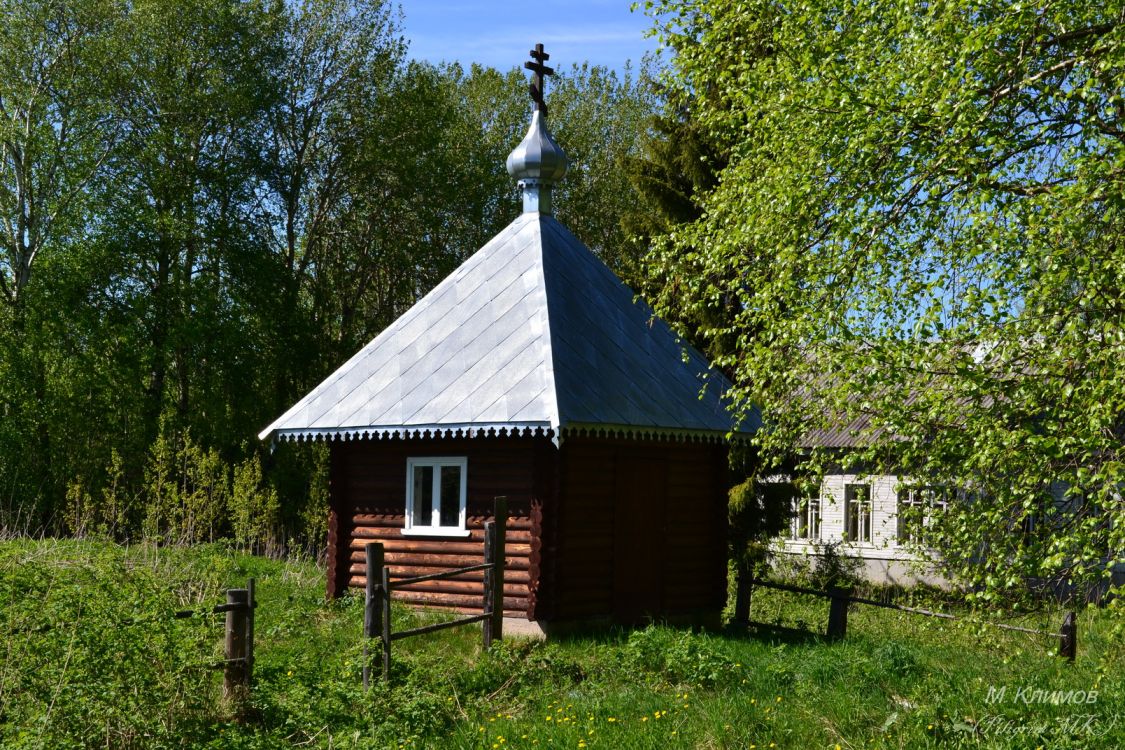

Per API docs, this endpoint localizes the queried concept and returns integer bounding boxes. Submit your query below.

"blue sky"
[399,1,659,74]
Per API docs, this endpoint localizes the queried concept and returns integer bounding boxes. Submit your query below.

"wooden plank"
[390,580,527,598]
[350,526,532,544]
[380,589,528,612]
[346,539,530,556]
[492,498,507,643]
[352,563,531,584]
[349,555,528,574]
[223,588,249,703]
[390,563,492,587]
[352,514,533,530]
[390,613,490,642]
[363,544,382,689]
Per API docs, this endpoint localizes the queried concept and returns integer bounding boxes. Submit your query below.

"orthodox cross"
[524,43,555,117]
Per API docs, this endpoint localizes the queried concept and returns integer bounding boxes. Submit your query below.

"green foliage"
[643,0,1125,606]
[143,425,231,545]
[230,451,280,553]
[0,0,657,546]
[729,477,794,570]
[624,625,738,687]
[2,540,1122,748]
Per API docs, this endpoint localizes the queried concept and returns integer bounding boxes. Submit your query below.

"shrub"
[623,626,737,687]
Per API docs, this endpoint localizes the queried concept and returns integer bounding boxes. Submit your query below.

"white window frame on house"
[844,483,873,544]
[897,485,948,546]
[791,496,822,542]
[403,457,470,537]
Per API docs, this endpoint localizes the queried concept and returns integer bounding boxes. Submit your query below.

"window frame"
[844,483,873,544]
[791,495,822,541]
[897,485,948,546]
[402,456,470,537]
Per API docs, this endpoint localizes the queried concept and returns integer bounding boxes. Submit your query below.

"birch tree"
[644,0,1125,605]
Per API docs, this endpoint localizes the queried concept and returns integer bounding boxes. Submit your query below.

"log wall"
[328,435,552,617]
[552,437,729,622]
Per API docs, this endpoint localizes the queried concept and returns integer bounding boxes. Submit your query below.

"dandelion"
[607,717,616,723]
[776,696,782,703]
[287,670,293,677]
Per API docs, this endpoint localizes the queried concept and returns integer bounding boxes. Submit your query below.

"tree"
[624,94,737,362]
[0,0,118,309]
[0,0,122,523]
[645,0,1125,605]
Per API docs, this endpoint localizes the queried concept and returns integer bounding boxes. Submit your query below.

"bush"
[623,626,737,687]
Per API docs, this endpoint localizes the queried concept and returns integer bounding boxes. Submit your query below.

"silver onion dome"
[506,109,568,215]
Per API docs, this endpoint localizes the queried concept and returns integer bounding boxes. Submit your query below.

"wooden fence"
[6,578,258,701]
[741,577,1077,660]
[362,497,508,687]
[220,579,257,701]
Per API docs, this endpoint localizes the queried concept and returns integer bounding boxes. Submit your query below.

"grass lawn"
[1,539,1121,749]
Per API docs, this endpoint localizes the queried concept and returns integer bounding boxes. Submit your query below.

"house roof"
[258,212,756,444]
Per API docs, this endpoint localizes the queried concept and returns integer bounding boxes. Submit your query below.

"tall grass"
[1,539,1121,749]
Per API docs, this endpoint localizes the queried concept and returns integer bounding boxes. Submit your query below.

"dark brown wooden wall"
[550,437,729,623]
[328,435,554,617]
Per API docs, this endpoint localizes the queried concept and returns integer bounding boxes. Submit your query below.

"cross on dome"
[525,43,555,117]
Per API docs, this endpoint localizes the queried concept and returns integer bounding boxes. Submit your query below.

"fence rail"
[362,497,508,687]
[742,577,1077,660]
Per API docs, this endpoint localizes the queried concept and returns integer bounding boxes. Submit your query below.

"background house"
[775,471,949,586]
[771,416,949,586]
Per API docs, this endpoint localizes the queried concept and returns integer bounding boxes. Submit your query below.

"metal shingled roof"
[258,213,757,444]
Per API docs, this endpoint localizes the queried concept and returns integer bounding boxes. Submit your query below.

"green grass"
[1,539,1121,749]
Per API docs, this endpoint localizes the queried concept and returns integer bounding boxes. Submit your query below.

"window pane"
[413,465,433,526]
[439,465,461,527]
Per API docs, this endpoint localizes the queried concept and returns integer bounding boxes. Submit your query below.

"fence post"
[826,585,851,640]
[223,587,250,702]
[492,497,507,644]
[1059,610,1077,661]
[733,566,752,626]
[483,519,496,649]
[381,566,392,681]
[245,578,256,687]
[363,542,384,689]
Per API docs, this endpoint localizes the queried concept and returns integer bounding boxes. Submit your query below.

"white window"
[897,485,948,545]
[791,496,821,541]
[844,483,872,543]
[404,457,469,537]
